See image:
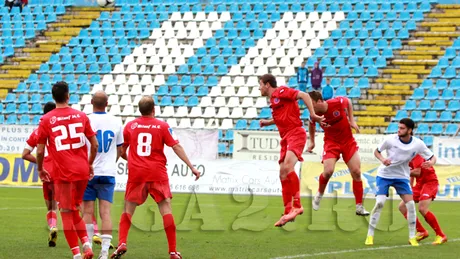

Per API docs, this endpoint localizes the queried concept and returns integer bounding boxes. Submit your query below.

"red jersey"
[37,107,95,182]
[123,117,179,183]
[313,97,353,143]
[270,86,302,138]
[25,129,54,178]
[410,154,438,184]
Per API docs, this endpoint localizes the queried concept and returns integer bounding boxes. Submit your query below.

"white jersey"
[88,112,123,177]
[376,134,433,180]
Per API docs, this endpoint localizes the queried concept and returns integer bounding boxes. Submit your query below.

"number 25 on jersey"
[52,123,85,151]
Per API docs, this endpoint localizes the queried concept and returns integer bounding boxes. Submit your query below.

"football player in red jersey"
[111,96,200,259]
[37,82,99,259]
[22,102,58,247]
[398,154,447,245]
[258,74,324,227]
[307,91,370,216]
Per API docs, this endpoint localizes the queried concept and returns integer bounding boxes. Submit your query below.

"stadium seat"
[385,123,398,134]
[416,123,429,135]
[430,124,443,135]
[445,124,459,135]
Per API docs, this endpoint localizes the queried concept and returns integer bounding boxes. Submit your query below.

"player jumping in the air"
[258,74,323,227]
[22,102,58,247]
[307,92,370,216]
[111,96,200,259]
[37,82,99,259]
[82,91,122,259]
[366,118,436,246]
[398,154,447,245]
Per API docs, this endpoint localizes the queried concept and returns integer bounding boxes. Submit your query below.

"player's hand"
[382,159,391,166]
[88,165,94,180]
[191,168,201,181]
[350,121,360,133]
[259,119,270,127]
[421,160,434,168]
[311,114,325,123]
[38,169,51,182]
[307,142,315,153]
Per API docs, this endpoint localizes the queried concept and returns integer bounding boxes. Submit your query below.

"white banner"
[233,130,385,164]
[0,125,36,154]
[433,137,460,165]
[165,129,218,160]
[115,159,300,195]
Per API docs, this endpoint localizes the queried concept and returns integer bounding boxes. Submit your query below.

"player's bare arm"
[374,148,391,166]
[36,143,51,182]
[422,155,437,168]
[307,121,316,152]
[121,145,128,161]
[21,148,37,163]
[410,168,421,177]
[345,97,360,133]
[172,144,201,181]
[116,146,122,161]
[88,135,99,180]
[259,119,275,127]
[297,92,324,123]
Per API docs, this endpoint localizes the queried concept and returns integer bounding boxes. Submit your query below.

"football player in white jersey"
[365,118,436,247]
[82,91,123,259]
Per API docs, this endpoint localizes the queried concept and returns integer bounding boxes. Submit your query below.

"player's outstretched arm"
[88,135,99,179]
[259,119,275,127]
[172,143,201,181]
[345,97,360,133]
[307,121,316,152]
[21,148,36,163]
[36,143,50,182]
[297,92,324,123]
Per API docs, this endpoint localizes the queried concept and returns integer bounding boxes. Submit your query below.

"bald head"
[139,96,155,116]
[92,90,108,111]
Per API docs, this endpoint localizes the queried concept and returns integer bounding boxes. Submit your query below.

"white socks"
[101,234,112,253]
[406,200,416,239]
[367,195,386,237]
[85,224,94,248]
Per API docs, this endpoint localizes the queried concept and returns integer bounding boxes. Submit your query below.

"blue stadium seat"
[335,87,347,96]
[428,67,442,78]
[439,111,452,122]
[235,119,247,130]
[410,111,423,122]
[173,97,185,106]
[183,86,196,96]
[258,108,271,119]
[248,120,260,130]
[223,130,234,141]
[160,96,172,106]
[19,115,31,125]
[385,123,398,134]
[445,124,459,135]
[447,100,460,111]
[6,115,18,125]
[348,87,361,98]
[187,96,199,107]
[394,110,407,121]
[30,103,42,114]
[170,86,182,96]
[426,89,439,100]
[416,123,429,135]
[441,89,454,100]
[196,86,208,96]
[218,143,226,154]
[423,136,434,147]
[418,100,431,110]
[430,124,444,135]
[433,100,446,110]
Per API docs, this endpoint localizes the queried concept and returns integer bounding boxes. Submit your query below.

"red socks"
[72,210,89,244]
[92,214,100,235]
[424,211,445,237]
[287,172,301,208]
[60,211,80,253]
[403,212,426,233]
[352,180,364,205]
[163,214,177,253]
[281,178,292,214]
[47,211,57,228]
[119,213,132,245]
[318,174,329,194]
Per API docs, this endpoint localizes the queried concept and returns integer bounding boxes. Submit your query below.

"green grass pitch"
[0,187,459,259]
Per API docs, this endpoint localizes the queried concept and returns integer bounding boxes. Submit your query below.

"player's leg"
[313,157,337,211]
[151,181,182,259]
[96,176,116,259]
[280,150,304,223]
[344,151,369,216]
[365,176,390,245]
[55,181,85,258]
[417,183,447,245]
[92,210,101,243]
[277,138,293,217]
[82,200,95,248]
[71,180,94,258]
[400,193,418,246]
[112,182,147,259]
[398,185,428,241]
[44,181,58,247]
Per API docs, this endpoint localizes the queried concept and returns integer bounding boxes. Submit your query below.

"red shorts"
[54,180,88,210]
[125,181,172,205]
[42,181,55,201]
[279,127,307,164]
[322,139,359,163]
[413,181,438,202]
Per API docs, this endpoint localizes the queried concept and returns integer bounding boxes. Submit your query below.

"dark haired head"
[52,81,69,104]
[399,118,415,131]
[398,118,415,137]
[259,74,277,88]
[308,91,324,102]
[138,96,155,116]
[43,102,56,114]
